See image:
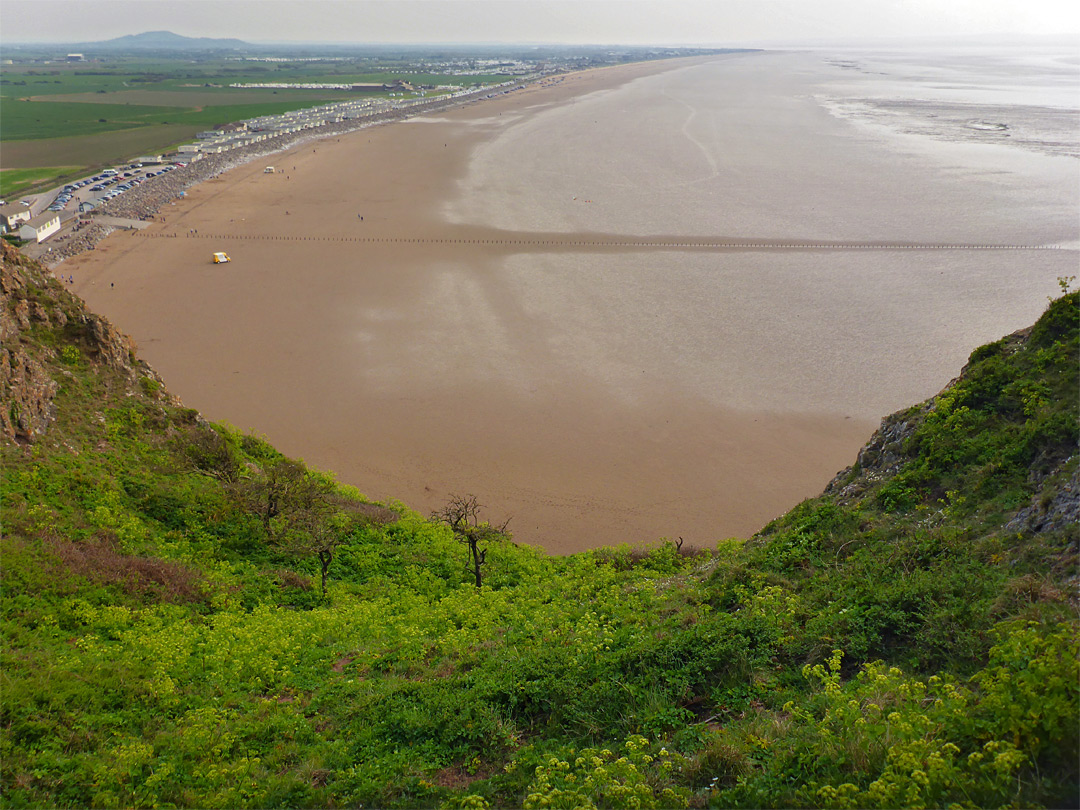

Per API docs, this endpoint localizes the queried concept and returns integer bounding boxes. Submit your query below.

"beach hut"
[19,212,61,243]
[1,202,32,233]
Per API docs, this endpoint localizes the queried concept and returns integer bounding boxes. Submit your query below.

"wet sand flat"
[68,51,1078,553]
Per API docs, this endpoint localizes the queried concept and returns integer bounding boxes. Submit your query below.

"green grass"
[2,241,1076,809]
[0,97,370,143]
[0,97,361,183]
[0,166,83,199]
[1,99,182,141]
[0,56,508,191]
[1,126,206,175]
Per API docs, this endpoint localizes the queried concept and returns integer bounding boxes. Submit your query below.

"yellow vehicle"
[212,252,231,264]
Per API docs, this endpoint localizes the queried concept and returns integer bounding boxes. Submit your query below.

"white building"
[0,202,33,233]
[19,212,61,243]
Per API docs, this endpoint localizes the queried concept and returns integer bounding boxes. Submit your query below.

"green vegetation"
[0,166,83,200]
[0,56,511,188]
[1,243,1077,809]
[1,97,351,143]
[1,99,182,141]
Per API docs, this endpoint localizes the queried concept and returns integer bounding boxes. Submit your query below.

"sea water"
[442,49,1078,419]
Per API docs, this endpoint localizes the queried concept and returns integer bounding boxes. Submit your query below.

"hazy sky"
[2,0,1079,46]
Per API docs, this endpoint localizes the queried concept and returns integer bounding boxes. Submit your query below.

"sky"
[2,0,1079,46]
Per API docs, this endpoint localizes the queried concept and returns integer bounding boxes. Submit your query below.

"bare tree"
[432,495,510,589]
[227,455,376,598]
[287,510,362,599]
[177,425,242,484]
[233,457,336,540]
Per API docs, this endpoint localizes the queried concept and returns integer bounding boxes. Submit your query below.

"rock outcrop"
[0,242,166,443]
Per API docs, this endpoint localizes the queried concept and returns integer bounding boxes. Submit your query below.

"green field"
[0,97,371,143]
[0,165,83,199]
[2,99,184,140]
[0,56,508,191]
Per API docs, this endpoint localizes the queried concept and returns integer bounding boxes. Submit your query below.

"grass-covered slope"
[2,241,1077,809]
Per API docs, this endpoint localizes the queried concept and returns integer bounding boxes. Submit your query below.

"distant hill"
[83,30,250,51]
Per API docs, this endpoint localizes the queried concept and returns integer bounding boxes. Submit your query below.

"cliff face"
[0,242,164,443]
[824,316,1079,538]
[829,402,1080,542]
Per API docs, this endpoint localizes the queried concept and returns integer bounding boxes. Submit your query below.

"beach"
[67,49,1079,553]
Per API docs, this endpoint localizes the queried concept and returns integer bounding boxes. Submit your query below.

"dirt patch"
[431,761,501,791]
[337,500,401,525]
[46,533,207,605]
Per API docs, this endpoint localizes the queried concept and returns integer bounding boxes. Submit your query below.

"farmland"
[0,54,510,195]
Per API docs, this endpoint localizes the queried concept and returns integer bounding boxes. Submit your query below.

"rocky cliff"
[0,242,166,443]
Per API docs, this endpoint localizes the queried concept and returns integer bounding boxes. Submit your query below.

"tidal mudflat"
[70,50,1079,552]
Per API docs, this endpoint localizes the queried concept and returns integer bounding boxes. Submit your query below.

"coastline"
[30,78,536,267]
[61,49,1074,553]
[33,54,720,269]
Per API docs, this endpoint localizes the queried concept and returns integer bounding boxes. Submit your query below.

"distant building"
[349,81,415,93]
[19,212,61,243]
[136,155,164,165]
[66,53,85,62]
[0,202,33,233]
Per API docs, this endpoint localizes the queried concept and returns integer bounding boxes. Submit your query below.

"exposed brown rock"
[0,242,168,443]
[0,345,58,442]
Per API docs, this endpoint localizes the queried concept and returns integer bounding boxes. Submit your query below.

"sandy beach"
[67,50,1079,553]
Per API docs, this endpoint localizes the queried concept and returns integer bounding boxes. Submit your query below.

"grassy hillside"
[1,242,1076,809]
